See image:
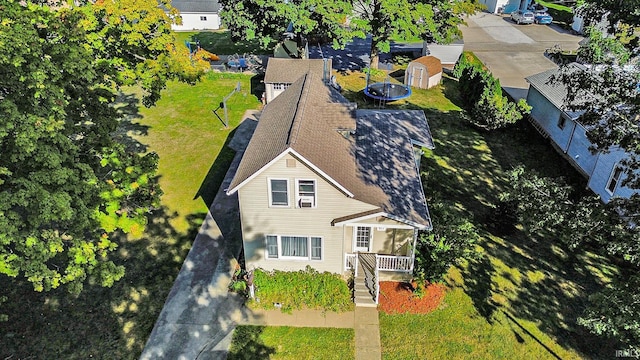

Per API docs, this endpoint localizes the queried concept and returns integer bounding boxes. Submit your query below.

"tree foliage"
[218,0,359,54]
[453,53,531,130]
[414,202,479,283]
[578,273,640,351]
[218,0,482,68]
[0,1,206,294]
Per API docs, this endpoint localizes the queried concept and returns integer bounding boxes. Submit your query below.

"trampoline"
[364,82,412,102]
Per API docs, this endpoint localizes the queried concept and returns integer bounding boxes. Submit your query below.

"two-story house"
[226,72,435,305]
[525,64,637,203]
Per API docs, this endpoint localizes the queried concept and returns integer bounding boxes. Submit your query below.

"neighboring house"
[170,0,221,31]
[525,65,637,203]
[263,58,332,103]
[226,72,435,305]
[405,56,443,89]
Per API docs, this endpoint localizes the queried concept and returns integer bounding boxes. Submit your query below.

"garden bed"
[378,281,446,314]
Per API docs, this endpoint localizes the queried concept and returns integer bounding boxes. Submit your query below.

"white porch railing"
[345,253,413,272]
[376,255,413,272]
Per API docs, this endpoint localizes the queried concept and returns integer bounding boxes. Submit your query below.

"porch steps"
[354,264,376,307]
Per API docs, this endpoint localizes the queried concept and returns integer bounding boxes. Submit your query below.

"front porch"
[345,253,415,306]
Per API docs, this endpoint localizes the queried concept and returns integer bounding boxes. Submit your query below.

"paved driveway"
[461,12,583,100]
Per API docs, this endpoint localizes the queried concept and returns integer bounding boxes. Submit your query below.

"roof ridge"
[287,72,312,145]
[285,73,309,145]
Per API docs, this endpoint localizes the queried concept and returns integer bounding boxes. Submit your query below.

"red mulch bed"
[378,281,446,314]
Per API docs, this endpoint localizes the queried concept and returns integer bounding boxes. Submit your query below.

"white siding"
[172,12,220,31]
[238,154,377,273]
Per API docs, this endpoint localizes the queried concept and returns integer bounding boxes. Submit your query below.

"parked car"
[533,10,553,24]
[511,10,535,24]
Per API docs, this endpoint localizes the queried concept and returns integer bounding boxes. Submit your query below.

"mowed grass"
[337,71,620,358]
[228,326,354,360]
[130,72,262,232]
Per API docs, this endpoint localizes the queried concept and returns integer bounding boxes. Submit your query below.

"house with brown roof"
[263,58,332,103]
[226,72,435,305]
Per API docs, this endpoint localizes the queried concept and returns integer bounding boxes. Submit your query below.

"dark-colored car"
[511,10,535,25]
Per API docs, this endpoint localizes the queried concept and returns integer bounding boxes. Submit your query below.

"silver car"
[511,10,535,24]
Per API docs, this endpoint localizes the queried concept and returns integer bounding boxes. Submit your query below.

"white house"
[170,0,221,31]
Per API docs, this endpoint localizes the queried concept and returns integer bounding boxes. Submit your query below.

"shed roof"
[171,0,220,13]
[227,73,434,228]
[264,58,331,84]
[410,56,442,74]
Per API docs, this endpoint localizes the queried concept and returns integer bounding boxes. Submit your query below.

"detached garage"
[404,56,442,90]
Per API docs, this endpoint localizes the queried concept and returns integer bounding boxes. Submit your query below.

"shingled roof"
[525,63,586,119]
[227,73,434,228]
[264,58,332,84]
[171,0,220,13]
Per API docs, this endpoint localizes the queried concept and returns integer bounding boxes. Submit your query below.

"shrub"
[414,202,480,283]
[453,52,531,130]
[250,266,353,313]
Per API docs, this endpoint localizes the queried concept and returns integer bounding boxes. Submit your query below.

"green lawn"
[338,71,620,359]
[228,326,354,360]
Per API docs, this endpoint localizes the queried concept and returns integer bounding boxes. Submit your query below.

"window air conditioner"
[298,196,314,208]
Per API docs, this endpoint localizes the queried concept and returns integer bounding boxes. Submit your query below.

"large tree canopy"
[0,0,207,294]
[218,0,482,68]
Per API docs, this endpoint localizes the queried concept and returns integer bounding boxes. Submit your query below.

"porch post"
[410,228,418,272]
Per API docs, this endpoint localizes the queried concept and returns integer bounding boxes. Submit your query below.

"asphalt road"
[461,12,583,100]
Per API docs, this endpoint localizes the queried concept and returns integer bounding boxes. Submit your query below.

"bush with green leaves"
[250,266,353,313]
[453,52,531,130]
[413,202,480,283]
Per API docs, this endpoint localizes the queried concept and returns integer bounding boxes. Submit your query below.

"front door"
[354,226,372,252]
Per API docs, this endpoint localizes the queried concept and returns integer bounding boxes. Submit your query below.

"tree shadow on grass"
[227,326,276,360]
[0,206,199,359]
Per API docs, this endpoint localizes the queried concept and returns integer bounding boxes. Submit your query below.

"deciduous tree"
[0,1,206,294]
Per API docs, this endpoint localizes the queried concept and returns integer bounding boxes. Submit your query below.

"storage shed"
[404,56,442,90]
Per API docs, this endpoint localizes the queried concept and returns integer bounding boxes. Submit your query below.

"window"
[606,165,624,194]
[273,83,290,91]
[266,235,278,258]
[557,115,566,130]
[356,227,371,249]
[200,16,207,21]
[269,179,289,206]
[264,235,322,260]
[297,179,316,208]
[281,236,308,257]
[311,237,322,260]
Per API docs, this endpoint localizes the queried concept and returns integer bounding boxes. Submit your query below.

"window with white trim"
[296,179,316,208]
[264,235,322,260]
[269,178,289,207]
[606,165,624,194]
[273,83,290,91]
[356,226,371,249]
[266,235,278,258]
[200,16,207,21]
